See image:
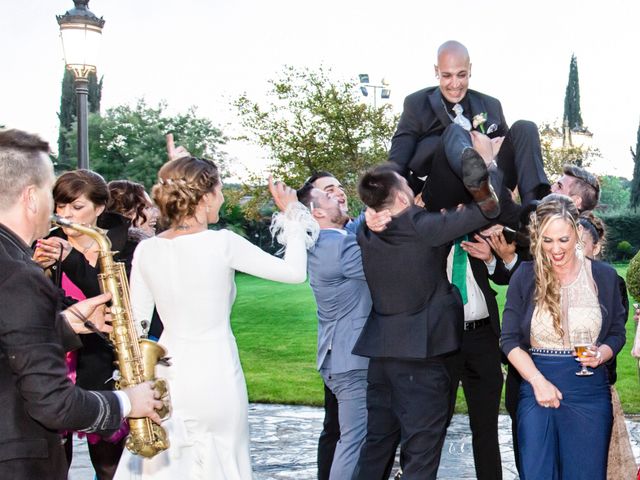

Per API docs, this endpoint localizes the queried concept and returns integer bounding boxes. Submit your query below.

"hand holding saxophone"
[124,381,165,425]
[62,292,113,335]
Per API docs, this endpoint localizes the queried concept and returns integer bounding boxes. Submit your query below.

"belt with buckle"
[463,317,490,331]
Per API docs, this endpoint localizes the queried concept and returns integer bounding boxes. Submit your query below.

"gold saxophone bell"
[51,214,171,458]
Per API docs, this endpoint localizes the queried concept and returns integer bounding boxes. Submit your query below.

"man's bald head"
[435,40,472,104]
[437,40,470,64]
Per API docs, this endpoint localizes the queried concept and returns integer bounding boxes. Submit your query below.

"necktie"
[452,103,472,131]
[452,236,468,304]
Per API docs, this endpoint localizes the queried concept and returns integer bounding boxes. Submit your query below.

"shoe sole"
[461,148,488,189]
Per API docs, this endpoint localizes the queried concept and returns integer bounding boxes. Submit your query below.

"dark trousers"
[496,120,549,204]
[504,364,522,475]
[445,323,504,480]
[424,121,549,213]
[352,357,449,480]
[318,382,340,480]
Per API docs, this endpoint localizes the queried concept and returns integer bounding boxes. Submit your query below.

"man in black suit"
[351,159,506,480]
[384,40,550,479]
[389,40,549,210]
[0,129,162,480]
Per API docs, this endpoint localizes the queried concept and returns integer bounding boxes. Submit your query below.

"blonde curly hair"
[528,194,581,338]
[152,156,219,227]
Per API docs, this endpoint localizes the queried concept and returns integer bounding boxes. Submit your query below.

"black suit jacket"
[0,224,121,480]
[353,204,492,359]
[389,86,508,203]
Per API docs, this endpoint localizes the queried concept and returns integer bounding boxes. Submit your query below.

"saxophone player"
[0,128,163,480]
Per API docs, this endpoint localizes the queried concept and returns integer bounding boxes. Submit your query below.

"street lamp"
[57,0,105,170]
[358,74,391,108]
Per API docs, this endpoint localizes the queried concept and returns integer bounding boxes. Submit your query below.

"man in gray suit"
[297,179,370,480]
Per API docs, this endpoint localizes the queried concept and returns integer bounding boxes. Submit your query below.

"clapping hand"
[268,176,298,212]
[460,234,493,263]
[483,228,516,264]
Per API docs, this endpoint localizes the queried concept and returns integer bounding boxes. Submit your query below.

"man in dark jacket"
[0,129,162,480]
[351,160,504,479]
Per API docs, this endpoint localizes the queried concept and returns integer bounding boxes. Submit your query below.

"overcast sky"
[2,0,639,180]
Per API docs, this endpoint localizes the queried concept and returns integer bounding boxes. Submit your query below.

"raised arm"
[412,203,490,247]
[340,234,366,281]
[227,228,307,283]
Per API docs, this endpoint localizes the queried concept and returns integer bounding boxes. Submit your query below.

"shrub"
[627,250,640,300]
[598,212,640,261]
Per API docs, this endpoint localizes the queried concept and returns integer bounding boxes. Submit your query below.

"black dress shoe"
[461,148,500,219]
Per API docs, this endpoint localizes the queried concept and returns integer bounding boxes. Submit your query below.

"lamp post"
[358,74,391,108]
[57,0,105,170]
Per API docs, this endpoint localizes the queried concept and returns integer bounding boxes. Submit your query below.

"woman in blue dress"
[500,194,626,479]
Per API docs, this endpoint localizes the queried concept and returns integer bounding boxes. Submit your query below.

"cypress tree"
[563,54,584,131]
[630,120,640,212]
[57,70,102,163]
[88,72,103,114]
[57,70,75,163]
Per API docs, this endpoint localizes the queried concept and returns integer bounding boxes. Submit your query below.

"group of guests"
[308,40,636,480]
[0,38,638,480]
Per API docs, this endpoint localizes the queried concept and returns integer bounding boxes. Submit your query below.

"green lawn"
[231,265,640,412]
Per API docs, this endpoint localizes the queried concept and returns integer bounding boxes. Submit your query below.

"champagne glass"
[572,328,594,376]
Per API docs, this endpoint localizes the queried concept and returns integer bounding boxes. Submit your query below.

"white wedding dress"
[114,210,312,480]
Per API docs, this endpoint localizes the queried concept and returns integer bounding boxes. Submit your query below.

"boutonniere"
[472,113,488,134]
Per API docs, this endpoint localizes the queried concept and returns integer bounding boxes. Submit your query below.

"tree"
[234,65,398,217]
[563,54,584,132]
[599,175,631,212]
[630,120,640,212]
[62,99,227,189]
[57,69,103,169]
[538,122,599,177]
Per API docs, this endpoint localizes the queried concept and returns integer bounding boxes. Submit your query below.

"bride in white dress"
[114,156,316,480]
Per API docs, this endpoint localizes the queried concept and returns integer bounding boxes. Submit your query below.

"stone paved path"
[69,404,640,479]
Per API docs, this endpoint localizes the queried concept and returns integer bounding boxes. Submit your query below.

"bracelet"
[527,373,542,384]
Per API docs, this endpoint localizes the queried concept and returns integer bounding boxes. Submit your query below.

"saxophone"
[51,215,170,458]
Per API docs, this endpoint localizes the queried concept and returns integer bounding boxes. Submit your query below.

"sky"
[2,0,640,180]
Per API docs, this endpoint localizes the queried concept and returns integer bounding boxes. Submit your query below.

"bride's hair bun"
[152,156,219,225]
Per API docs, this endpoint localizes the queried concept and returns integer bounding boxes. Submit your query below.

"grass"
[231,274,322,405]
[231,265,640,413]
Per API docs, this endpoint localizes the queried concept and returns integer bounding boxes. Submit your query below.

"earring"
[205,204,210,214]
